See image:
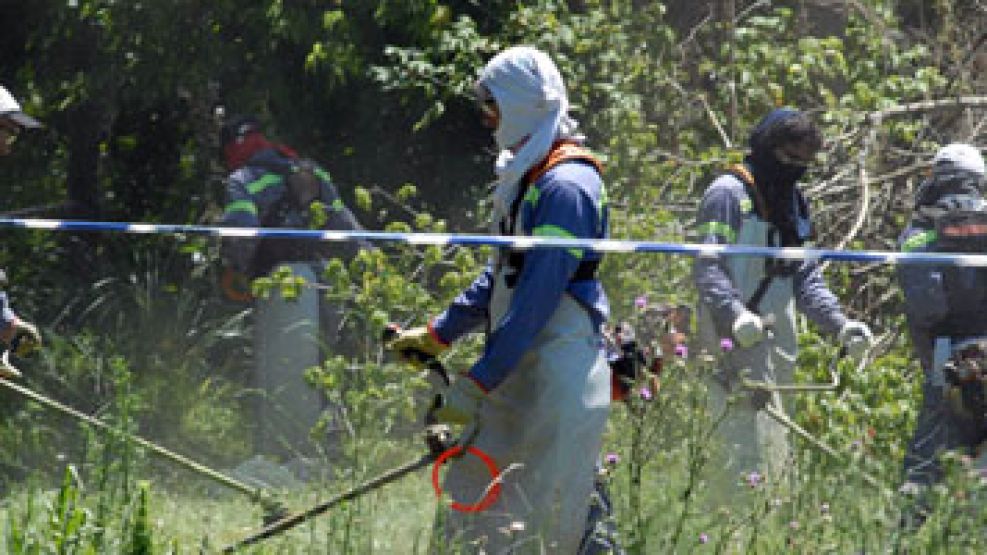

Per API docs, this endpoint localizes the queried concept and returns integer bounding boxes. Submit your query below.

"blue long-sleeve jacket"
[431,160,608,391]
[221,148,367,275]
[897,225,946,372]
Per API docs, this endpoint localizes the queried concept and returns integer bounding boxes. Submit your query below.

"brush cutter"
[0,346,289,523]
[222,421,459,552]
[737,343,885,489]
[222,326,474,552]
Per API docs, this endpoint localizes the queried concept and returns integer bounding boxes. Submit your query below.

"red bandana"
[223,132,299,171]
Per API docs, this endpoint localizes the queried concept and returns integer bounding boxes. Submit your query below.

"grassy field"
[3,412,986,554]
[0,453,439,554]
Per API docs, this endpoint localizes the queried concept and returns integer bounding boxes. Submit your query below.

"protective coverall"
[693,110,849,501]
[429,47,611,553]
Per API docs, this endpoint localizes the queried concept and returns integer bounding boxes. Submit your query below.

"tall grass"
[1,341,986,553]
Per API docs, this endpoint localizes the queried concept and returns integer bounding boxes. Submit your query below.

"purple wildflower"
[605,452,620,465]
[634,295,648,309]
[746,471,762,488]
[639,387,653,401]
[674,344,688,358]
[699,533,709,544]
[719,338,734,352]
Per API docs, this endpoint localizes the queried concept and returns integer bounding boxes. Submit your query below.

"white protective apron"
[698,212,799,501]
[254,262,340,460]
[438,220,610,554]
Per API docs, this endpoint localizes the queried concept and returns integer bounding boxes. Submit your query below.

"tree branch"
[866,95,987,122]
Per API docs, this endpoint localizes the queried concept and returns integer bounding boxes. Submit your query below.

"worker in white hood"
[390,46,610,552]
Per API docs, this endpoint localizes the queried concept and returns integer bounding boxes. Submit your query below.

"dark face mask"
[744,150,811,247]
[747,150,806,195]
[746,108,814,194]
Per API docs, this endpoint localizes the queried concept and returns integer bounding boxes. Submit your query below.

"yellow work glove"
[434,375,485,425]
[387,325,449,369]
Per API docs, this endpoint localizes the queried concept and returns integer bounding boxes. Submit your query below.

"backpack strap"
[936,209,987,252]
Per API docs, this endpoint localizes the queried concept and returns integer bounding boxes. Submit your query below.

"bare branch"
[866,95,987,122]
[698,94,732,149]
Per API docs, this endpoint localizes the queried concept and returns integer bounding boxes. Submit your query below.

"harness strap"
[523,142,604,186]
[502,141,604,234]
[726,164,793,314]
[745,275,775,316]
[502,142,605,289]
[503,255,599,288]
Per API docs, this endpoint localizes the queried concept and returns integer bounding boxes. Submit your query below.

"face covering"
[744,108,812,246]
[746,108,807,190]
[476,46,583,224]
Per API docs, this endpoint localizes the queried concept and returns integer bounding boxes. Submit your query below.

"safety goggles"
[772,145,816,168]
[473,84,498,120]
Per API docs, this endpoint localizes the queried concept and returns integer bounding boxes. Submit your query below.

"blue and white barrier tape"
[2,217,986,267]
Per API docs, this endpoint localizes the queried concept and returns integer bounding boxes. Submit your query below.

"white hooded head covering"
[477,46,583,224]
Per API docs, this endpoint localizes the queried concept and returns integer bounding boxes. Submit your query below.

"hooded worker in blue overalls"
[389,46,610,552]
[898,143,987,496]
[693,108,874,502]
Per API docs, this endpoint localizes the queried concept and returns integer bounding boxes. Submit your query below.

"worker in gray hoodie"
[693,108,873,502]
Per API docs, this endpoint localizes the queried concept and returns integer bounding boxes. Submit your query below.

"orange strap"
[727,163,770,219]
[524,141,603,186]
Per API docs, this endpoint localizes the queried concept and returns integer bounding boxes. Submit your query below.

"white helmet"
[933,143,985,177]
[0,85,41,129]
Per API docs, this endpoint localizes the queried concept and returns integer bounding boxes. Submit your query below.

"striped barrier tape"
[2,217,987,267]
